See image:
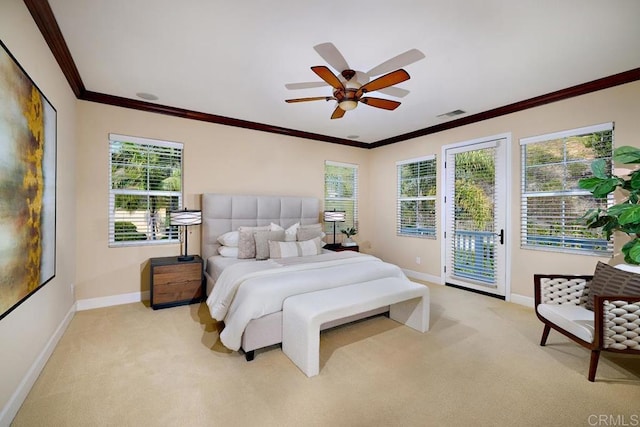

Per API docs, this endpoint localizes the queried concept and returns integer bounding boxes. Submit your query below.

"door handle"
[496,229,504,245]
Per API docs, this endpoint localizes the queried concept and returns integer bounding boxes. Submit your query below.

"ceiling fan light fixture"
[338,100,358,111]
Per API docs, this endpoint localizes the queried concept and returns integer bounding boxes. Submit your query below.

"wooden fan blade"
[360,97,401,110]
[366,49,425,76]
[314,42,349,73]
[357,69,410,96]
[311,66,344,90]
[285,96,333,103]
[378,86,410,98]
[331,106,346,119]
[285,81,328,90]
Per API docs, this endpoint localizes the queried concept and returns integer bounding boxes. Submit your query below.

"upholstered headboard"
[201,194,321,261]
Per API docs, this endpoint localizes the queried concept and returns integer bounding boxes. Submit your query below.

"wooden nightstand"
[150,256,204,309]
[325,244,359,253]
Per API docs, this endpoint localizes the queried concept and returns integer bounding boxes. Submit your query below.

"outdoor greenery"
[580,145,640,264]
[110,141,182,242]
[398,158,436,236]
[523,130,613,251]
[454,149,494,231]
[114,221,147,242]
[325,163,357,232]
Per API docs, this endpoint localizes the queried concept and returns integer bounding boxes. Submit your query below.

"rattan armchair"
[534,274,640,382]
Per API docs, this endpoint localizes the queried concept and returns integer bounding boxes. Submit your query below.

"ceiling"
[39,0,640,146]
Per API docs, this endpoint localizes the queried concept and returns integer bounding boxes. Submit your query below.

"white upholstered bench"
[282,278,430,377]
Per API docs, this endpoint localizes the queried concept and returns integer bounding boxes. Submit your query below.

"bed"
[201,193,409,360]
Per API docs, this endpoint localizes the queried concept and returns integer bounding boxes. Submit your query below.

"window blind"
[520,123,613,255]
[324,161,358,234]
[109,134,183,246]
[397,155,437,238]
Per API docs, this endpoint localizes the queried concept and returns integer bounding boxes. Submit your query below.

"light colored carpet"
[12,282,640,426]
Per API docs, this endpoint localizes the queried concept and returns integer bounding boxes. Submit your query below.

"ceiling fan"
[285,43,425,119]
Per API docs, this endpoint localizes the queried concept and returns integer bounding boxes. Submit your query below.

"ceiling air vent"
[437,109,466,118]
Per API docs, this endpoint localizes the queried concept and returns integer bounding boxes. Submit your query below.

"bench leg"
[244,350,255,362]
[540,325,551,346]
[283,317,320,377]
[588,350,600,382]
[389,295,429,333]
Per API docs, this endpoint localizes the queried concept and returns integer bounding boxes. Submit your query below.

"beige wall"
[369,80,640,298]
[75,102,370,300]
[0,0,77,419]
[76,81,640,303]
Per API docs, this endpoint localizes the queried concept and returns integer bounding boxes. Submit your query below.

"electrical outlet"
[415,256,421,264]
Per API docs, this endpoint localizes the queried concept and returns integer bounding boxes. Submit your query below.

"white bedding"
[206,251,408,351]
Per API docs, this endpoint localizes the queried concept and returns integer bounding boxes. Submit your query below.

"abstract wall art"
[0,40,56,321]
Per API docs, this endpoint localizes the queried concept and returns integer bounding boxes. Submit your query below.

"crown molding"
[370,67,640,148]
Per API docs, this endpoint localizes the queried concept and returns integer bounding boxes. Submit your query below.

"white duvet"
[206,252,408,350]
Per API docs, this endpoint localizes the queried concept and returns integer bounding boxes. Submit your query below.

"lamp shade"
[169,209,202,226]
[323,210,346,222]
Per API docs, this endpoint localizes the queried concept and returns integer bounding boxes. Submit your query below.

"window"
[109,134,183,246]
[324,161,358,237]
[520,123,613,254]
[397,155,437,238]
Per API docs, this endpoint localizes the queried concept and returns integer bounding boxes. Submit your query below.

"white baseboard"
[402,268,442,285]
[510,293,534,308]
[76,291,149,311]
[0,305,75,427]
[402,269,535,308]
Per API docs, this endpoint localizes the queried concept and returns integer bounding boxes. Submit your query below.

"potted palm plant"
[579,145,640,264]
[340,227,358,247]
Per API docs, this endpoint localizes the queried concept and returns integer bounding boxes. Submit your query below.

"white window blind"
[109,134,183,246]
[324,161,358,234]
[520,123,613,255]
[397,155,437,238]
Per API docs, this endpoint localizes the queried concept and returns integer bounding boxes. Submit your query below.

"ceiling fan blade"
[366,49,425,76]
[378,86,410,98]
[330,105,346,119]
[314,42,349,73]
[360,97,401,110]
[285,96,333,103]
[357,69,410,96]
[285,81,328,90]
[311,66,344,90]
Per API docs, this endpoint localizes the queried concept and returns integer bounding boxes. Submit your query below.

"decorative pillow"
[237,226,269,259]
[253,230,285,260]
[297,223,324,241]
[586,261,640,311]
[218,246,239,258]
[216,231,239,247]
[270,222,299,241]
[268,237,323,259]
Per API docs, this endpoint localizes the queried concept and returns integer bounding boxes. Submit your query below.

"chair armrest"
[593,294,640,351]
[534,274,593,307]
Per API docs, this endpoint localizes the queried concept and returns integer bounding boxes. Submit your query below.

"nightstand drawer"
[150,256,203,309]
[153,279,202,304]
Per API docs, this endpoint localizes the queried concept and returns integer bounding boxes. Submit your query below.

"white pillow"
[218,246,239,258]
[270,222,299,241]
[217,231,239,247]
[268,237,323,259]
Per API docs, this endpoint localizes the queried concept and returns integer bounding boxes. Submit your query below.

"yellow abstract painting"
[0,40,56,320]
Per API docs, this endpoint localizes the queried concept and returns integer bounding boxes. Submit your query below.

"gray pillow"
[297,223,323,241]
[254,230,285,260]
[586,261,640,311]
[237,226,269,259]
